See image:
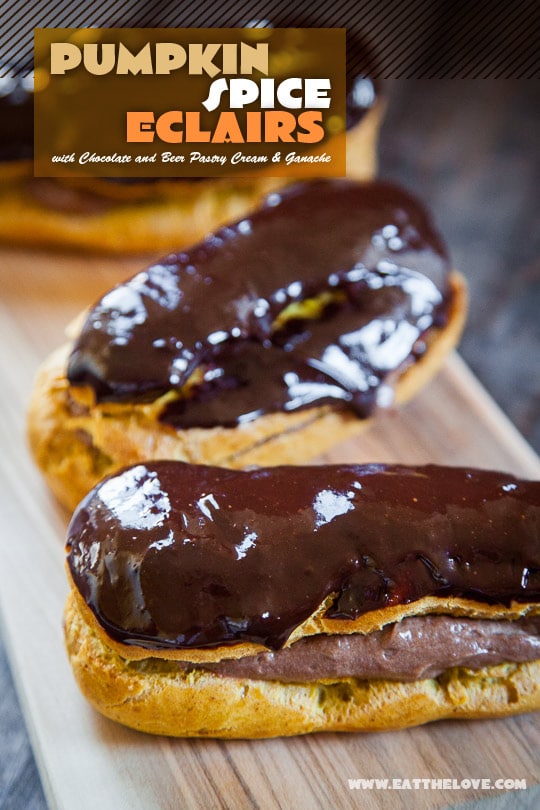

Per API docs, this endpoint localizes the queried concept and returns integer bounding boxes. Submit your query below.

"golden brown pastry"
[28,180,467,510]
[64,461,540,737]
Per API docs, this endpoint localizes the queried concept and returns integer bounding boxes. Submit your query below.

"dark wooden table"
[1,79,538,809]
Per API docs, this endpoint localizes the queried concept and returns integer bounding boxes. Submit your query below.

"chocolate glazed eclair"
[28,180,467,508]
[64,461,540,737]
[28,179,467,509]
[0,30,383,253]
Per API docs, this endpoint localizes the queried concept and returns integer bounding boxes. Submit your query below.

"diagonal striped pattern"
[0,0,538,78]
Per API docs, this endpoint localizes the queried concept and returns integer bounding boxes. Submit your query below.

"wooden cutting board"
[0,247,539,810]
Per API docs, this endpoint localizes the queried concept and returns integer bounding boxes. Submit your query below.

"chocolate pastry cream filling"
[66,462,540,655]
[67,180,453,426]
[184,616,540,682]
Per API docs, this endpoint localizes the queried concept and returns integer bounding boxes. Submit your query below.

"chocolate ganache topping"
[68,180,452,426]
[66,462,540,651]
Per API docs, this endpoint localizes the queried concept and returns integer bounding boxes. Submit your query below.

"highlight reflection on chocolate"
[68,180,452,426]
[66,462,540,651]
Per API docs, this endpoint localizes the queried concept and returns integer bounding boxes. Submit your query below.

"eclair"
[28,179,467,509]
[0,30,383,254]
[64,461,540,737]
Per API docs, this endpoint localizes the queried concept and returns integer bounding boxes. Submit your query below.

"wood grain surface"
[0,77,539,810]
[0,243,539,810]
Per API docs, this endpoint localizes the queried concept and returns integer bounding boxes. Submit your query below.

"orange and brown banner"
[33,27,346,178]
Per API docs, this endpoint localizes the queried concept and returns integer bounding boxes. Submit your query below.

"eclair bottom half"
[64,592,540,738]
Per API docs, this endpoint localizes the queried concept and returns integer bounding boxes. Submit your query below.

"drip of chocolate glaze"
[66,462,540,651]
[67,180,452,427]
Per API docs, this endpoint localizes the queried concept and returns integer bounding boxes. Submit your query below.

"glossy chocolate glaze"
[66,462,540,651]
[68,180,451,426]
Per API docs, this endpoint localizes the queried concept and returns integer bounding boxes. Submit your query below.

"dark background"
[2,0,538,79]
[1,78,539,810]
